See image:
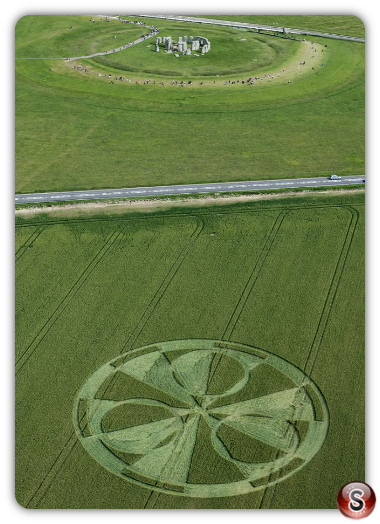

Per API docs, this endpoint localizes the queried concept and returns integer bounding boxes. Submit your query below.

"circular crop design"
[73,340,329,497]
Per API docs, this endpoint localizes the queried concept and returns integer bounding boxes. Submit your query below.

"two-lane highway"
[15,176,364,205]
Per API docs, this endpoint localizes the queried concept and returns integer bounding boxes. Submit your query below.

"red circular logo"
[337,482,376,518]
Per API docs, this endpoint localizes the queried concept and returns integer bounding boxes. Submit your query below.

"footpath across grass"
[15,15,364,193]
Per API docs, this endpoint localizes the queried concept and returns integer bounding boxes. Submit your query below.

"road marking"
[15,177,364,204]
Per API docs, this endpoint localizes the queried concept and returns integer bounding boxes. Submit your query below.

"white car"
[329,175,342,181]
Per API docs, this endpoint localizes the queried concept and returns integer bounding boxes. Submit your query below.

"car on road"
[329,175,342,181]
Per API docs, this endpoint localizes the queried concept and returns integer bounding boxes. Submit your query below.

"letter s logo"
[349,489,365,512]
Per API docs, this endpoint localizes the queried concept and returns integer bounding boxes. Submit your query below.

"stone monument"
[155,35,211,56]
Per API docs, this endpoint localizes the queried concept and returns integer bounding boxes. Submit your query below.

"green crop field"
[15,13,366,511]
[15,192,365,509]
[15,15,364,194]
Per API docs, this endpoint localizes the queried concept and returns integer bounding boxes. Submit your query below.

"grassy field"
[93,22,300,77]
[15,15,144,58]
[177,15,365,38]
[15,15,364,193]
[15,192,365,508]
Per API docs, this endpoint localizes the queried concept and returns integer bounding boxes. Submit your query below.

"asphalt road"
[15,176,364,205]
[137,15,365,43]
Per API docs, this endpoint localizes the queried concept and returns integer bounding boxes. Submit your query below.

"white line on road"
[15,176,365,204]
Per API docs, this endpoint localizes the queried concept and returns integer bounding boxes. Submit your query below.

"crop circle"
[73,339,329,497]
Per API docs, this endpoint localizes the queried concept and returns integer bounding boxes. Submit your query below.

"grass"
[176,15,365,38]
[15,15,364,193]
[15,15,144,58]
[93,22,300,77]
[15,12,365,511]
[15,192,364,508]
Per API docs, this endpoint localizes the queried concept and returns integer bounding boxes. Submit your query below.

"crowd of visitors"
[66,17,326,89]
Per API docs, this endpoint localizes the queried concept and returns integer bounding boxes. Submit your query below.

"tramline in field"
[15,194,365,508]
[15,14,365,511]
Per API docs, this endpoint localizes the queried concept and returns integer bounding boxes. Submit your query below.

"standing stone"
[189,36,193,43]
[155,45,159,52]
[186,48,191,55]
[183,42,187,51]
[184,36,188,42]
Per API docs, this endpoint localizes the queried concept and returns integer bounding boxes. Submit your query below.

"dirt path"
[65,37,325,87]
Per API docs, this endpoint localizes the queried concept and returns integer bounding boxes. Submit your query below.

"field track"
[15,195,365,508]
[15,14,365,509]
